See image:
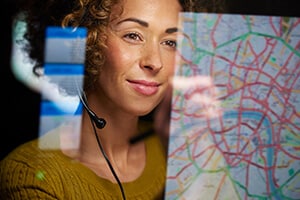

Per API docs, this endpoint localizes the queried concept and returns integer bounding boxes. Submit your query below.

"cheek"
[104,40,138,72]
[163,52,177,76]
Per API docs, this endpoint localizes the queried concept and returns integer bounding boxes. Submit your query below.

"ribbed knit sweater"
[0,131,166,199]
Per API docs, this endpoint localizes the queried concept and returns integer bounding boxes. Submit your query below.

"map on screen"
[165,12,300,200]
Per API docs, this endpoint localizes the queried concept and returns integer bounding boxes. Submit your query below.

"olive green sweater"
[0,133,166,199]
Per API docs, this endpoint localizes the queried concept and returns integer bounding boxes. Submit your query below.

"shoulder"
[0,138,63,199]
[1,137,60,165]
[0,138,67,181]
[1,139,40,164]
[0,136,97,199]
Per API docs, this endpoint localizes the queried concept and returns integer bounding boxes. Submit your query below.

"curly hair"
[61,0,121,91]
[17,0,227,92]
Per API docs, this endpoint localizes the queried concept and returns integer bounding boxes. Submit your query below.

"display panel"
[165,12,300,200]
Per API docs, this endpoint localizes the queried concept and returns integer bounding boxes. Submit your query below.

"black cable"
[88,116,127,200]
[76,84,126,199]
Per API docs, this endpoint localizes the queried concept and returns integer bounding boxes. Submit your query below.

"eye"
[162,40,177,49]
[123,32,143,42]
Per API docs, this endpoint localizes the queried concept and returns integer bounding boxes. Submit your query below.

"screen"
[165,12,300,200]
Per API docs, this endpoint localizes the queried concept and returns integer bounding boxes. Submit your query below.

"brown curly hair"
[17,0,227,93]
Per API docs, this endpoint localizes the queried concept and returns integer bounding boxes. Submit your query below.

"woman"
[0,0,226,199]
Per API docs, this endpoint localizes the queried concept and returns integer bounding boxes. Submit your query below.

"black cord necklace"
[89,116,126,200]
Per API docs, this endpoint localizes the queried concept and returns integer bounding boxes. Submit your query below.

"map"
[165,12,300,200]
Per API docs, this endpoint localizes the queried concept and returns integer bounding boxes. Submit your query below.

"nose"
[140,42,163,73]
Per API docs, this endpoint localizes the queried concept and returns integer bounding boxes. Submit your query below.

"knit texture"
[0,129,166,199]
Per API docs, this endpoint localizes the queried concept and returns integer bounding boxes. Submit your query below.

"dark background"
[1,0,299,160]
[227,0,299,17]
[1,0,41,160]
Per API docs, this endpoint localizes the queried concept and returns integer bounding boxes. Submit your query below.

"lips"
[127,80,160,96]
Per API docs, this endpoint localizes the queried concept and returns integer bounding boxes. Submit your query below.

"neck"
[60,105,147,183]
[81,110,139,152]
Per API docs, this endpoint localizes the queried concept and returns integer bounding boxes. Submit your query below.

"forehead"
[111,0,182,25]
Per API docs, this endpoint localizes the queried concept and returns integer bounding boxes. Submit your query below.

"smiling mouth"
[127,80,160,96]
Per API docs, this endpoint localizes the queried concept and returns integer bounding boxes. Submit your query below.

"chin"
[133,106,155,118]
[137,109,152,117]
[131,100,159,113]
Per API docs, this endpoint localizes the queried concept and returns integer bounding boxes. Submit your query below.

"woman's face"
[97,0,182,116]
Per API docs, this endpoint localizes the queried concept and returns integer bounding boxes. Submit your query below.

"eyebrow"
[117,18,149,27]
[166,27,179,34]
[117,17,180,34]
